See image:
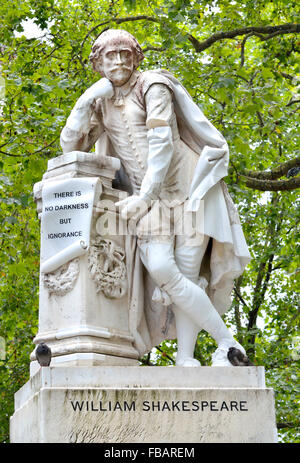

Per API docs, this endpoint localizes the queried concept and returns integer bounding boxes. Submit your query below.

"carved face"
[101,44,134,87]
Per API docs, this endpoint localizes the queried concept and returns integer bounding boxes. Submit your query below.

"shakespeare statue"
[60,29,251,367]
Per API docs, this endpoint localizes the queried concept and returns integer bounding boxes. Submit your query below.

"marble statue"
[60,29,251,367]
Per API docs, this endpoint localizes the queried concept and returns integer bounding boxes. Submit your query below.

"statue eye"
[105,51,116,60]
[120,50,131,60]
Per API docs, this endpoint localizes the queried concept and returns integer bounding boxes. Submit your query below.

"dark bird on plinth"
[227,347,254,366]
[36,343,52,367]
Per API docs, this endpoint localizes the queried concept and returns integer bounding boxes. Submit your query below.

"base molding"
[10,366,278,443]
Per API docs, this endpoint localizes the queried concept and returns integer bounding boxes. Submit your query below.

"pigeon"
[35,343,52,367]
[227,347,254,366]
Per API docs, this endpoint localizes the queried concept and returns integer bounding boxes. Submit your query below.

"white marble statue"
[60,29,251,366]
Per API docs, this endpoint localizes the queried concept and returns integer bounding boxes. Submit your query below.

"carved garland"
[43,258,80,296]
[88,238,127,299]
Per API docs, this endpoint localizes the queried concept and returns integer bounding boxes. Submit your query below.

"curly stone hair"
[89,29,144,75]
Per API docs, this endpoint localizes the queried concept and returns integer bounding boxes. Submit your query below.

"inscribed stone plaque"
[41,177,100,273]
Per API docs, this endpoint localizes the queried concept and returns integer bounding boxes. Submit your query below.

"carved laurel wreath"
[43,258,80,296]
[88,238,127,299]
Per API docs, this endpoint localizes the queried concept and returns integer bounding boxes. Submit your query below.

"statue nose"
[115,52,123,64]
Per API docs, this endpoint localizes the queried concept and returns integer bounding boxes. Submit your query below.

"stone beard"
[60,29,251,367]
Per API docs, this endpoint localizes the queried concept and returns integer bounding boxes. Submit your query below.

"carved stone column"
[30,151,139,375]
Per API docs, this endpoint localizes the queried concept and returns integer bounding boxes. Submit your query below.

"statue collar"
[113,70,140,106]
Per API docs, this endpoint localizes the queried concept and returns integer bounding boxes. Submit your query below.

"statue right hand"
[84,78,114,101]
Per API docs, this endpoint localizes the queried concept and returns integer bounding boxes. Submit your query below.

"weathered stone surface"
[10,366,278,443]
[31,153,138,372]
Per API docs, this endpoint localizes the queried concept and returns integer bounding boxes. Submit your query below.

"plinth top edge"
[14,365,266,409]
[47,151,121,172]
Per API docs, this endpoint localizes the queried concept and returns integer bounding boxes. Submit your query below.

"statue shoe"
[211,340,246,367]
[176,357,201,367]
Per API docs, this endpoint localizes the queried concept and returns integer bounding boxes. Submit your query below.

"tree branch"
[79,18,300,69]
[277,421,299,429]
[229,157,300,191]
[243,157,300,180]
[142,46,165,53]
[79,15,160,57]
[155,345,175,364]
[247,194,281,341]
[233,287,249,309]
[248,261,266,332]
[188,23,300,53]
[280,71,295,81]
[0,137,59,157]
[233,276,244,344]
[241,175,300,191]
[240,33,252,67]
[141,352,154,366]
[286,99,300,107]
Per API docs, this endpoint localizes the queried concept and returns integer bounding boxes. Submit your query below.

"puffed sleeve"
[139,84,175,200]
[144,83,174,129]
[60,98,105,153]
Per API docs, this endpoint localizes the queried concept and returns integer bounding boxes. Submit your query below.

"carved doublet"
[97,71,191,201]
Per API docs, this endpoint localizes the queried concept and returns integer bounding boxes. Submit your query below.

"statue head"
[89,29,144,87]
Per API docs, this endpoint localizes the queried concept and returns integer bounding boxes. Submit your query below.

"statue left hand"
[115,195,151,221]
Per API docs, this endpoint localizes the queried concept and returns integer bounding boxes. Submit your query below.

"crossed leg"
[138,237,240,366]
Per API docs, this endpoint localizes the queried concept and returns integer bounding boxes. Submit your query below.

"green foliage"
[0,0,299,443]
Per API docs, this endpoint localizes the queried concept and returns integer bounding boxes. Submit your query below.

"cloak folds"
[109,70,251,357]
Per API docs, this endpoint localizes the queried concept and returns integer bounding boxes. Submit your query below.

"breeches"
[138,234,210,290]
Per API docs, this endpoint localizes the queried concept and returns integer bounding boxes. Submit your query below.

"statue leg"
[173,235,210,366]
[138,241,245,366]
[172,308,200,366]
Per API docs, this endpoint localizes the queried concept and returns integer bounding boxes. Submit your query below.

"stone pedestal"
[31,152,139,375]
[11,151,278,444]
[10,366,278,443]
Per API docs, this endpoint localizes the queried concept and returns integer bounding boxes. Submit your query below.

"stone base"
[10,366,278,443]
[30,353,138,376]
